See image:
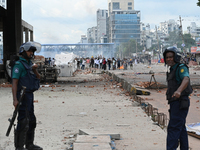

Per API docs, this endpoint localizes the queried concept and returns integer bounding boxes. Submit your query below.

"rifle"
[6,86,26,136]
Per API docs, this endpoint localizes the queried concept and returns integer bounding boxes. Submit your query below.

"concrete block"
[76,135,111,143]
[73,143,112,150]
[130,84,150,95]
[79,129,120,140]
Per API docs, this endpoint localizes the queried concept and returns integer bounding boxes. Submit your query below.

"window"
[102,10,104,17]
[128,7,132,10]
[128,2,132,6]
[113,2,119,10]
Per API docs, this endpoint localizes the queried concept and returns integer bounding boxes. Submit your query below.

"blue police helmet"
[19,41,41,54]
[163,46,181,63]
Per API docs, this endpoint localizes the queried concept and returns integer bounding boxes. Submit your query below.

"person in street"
[12,42,43,150]
[48,57,51,66]
[81,58,86,70]
[90,56,94,68]
[99,57,103,69]
[112,57,116,70]
[129,59,133,70]
[44,58,49,66]
[107,58,111,70]
[163,47,193,150]
[102,58,107,70]
[117,58,120,69]
[50,58,55,67]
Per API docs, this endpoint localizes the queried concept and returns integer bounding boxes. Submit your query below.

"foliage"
[114,39,144,58]
[197,0,200,6]
[164,31,196,49]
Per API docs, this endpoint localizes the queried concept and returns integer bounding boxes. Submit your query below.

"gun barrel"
[5,86,26,137]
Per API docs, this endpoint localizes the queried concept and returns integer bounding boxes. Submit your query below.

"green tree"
[164,31,196,49]
[197,0,200,6]
[114,39,144,58]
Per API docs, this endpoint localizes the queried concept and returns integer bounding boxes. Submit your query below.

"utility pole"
[136,40,137,54]
[155,25,160,60]
[178,15,185,52]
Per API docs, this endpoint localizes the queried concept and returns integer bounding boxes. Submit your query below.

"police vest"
[166,63,193,103]
[17,60,40,93]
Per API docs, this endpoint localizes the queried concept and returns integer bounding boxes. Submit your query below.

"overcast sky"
[22,0,200,44]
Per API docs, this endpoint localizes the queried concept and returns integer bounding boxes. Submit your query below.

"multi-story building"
[107,0,140,44]
[158,19,179,35]
[87,26,97,43]
[108,0,134,16]
[97,9,108,43]
[80,35,88,43]
[187,22,200,41]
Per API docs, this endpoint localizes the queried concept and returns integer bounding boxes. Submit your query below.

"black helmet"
[163,46,181,64]
[19,41,41,55]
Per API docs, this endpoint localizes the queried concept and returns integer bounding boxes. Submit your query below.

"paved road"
[0,70,166,150]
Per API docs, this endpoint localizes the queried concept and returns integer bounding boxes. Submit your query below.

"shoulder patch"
[180,68,184,73]
[14,68,19,73]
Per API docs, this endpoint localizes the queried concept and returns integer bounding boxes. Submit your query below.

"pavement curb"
[106,71,169,129]
[107,71,150,95]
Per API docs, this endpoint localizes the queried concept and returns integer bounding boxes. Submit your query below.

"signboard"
[191,47,200,53]
[191,47,197,53]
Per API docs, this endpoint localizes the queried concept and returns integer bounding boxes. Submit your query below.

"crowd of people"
[181,52,197,64]
[44,57,55,67]
[74,56,149,71]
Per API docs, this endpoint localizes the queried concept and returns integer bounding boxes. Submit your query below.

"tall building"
[108,0,134,16]
[87,26,97,43]
[159,19,179,35]
[187,22,200,41]
[97,9,108,43]
[80,35,88,43]
[107,0,140,44]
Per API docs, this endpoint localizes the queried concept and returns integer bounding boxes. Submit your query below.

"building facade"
[80,35,88,43]
[107,0,140,44]
[87,26,97,43]
[97,9,108,43]
[158,19,179,35]
[108,0,134,16]
[107,10,141,44]
[187,22,200,41]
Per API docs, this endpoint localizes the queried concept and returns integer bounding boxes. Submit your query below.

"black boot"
[15,119,29,150]
[26,129,43,150]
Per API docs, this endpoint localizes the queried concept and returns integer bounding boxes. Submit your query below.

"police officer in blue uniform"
[12,42,43,150]
[163,47,193,150]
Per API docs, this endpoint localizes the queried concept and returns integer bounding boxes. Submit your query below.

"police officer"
[12,42,43,150]
[163,47,192,150]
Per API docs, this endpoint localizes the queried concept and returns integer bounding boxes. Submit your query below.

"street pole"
[136,40,137,54]
[178,15,185,52]
[155,25,160,60]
